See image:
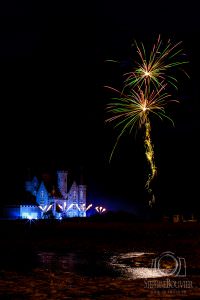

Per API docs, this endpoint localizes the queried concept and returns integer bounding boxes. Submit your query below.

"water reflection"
[37,250,171,280]
[38,252,76,272]
[38,251,119,277]
[0,250,198,299]
[109,252,171,279]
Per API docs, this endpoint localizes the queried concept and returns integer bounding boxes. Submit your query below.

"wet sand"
[0,220,200,299]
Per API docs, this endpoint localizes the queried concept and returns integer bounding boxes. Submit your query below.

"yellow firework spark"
[105,84,178,202]
[144,119,156,190]
[105,35,189,206]
[105,84,176,135]
[124,35,189,91]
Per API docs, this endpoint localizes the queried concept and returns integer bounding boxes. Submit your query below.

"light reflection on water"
[37,251,171,280]
[0,250,198,299]
[109,252,169,279]
[38,252,76,272]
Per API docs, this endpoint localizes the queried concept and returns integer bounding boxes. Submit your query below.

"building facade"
[20,170,87,219]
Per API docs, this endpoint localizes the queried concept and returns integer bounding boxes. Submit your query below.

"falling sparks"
[124,35,189,91]
[144,119,156,190]
[105,84,176,164]
[105,86,174,202]
[105,35,189,206]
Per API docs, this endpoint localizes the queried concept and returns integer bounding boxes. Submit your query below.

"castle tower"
[57,170,68,199]
[79,166,86,205]
[78,184,87,217]
[25,168,32,193]
[25,180,33,193]
[78,185,86,205]
[32,176,39,196]
[36,181,49,206]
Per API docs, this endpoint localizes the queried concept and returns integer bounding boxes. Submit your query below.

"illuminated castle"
[20,170,87,219]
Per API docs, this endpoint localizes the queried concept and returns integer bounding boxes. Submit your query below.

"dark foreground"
[0,219,200,299]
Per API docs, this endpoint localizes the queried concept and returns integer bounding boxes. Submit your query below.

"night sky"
[1,1,200,214]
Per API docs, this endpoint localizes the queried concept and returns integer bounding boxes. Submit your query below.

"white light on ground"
[109,252,171,280]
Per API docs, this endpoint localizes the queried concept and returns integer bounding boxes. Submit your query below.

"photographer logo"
[144,251,193,295]
[151,251,186,277]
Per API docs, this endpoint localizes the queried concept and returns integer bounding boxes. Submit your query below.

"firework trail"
[105,36,188,206]
[144,119,156,190]
[105,85,176,203]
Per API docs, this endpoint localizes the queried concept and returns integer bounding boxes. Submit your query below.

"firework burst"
[105,84,177,158]
[105,35,189,206]
[123,35,189,91]
[105,85,178,200]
